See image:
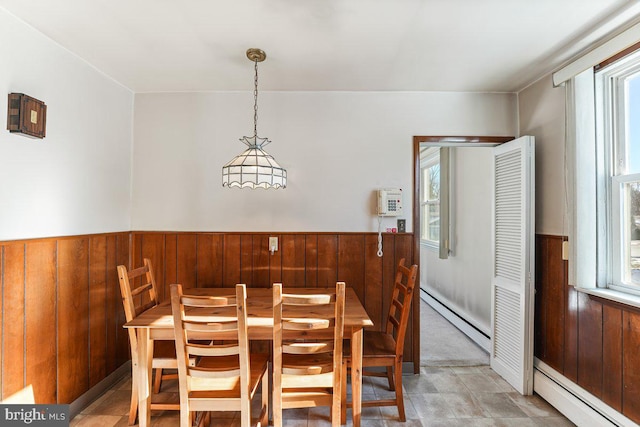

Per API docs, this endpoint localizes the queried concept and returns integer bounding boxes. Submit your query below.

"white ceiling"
[0,0,637,93]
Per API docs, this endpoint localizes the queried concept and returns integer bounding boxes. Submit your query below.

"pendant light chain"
[253,59,259,138]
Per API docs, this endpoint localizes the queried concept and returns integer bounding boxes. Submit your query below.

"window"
[555,23,640,305]
[420,148,440,247]
[419,145,451,259]
[596,51,640,292]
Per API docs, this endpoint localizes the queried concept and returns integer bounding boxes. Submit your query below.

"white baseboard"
[420,290,491,352]
[534,359,637,427]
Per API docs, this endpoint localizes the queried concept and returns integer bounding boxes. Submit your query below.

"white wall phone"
[376,188,403,257]
[377,188,403,216]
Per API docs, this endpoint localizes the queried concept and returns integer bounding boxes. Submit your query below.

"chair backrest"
[170,283,250,404]
[272,282,345,407]
[117,258,160,322]
[384,258,418,356]
[117,258,161,351]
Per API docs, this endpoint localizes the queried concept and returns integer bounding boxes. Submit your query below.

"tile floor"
[71,300,575,426]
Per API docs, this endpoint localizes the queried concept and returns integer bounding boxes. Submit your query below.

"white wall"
[422,147,495,334]
[0,8,134,241]
[519,75,567,235]
[132,91,517,232]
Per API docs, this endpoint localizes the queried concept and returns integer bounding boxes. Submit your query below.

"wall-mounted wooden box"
[7,93,47,139]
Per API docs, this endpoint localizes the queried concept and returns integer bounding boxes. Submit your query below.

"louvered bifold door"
[491,135,535,395]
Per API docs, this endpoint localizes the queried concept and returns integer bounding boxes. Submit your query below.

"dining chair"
[272,282,345,427]
[170,283,269,427]
[341,258,418,422]
[117,258,180,425]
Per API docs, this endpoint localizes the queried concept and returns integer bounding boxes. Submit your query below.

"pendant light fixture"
[222,48,287,189]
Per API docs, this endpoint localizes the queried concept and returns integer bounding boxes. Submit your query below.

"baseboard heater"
[534,360,636,427]
[420,289,491,352]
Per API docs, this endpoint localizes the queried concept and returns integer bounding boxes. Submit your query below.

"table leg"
[137,329,153,427]
[350,328,363,427]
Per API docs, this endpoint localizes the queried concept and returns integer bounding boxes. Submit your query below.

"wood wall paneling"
[393,234,414,364]
[164,234,178,296]
[576,291,603,397]
[338,234,366,302]
[534,237,545,364]
[1,233,131,404]
[57,238,90,403]
[115,233,131,368]
[602,305,623,411]
[535,233,640,425]
[105,236,118,374]
[25,241,57,403]
[317,235,338,287]
[304,235,318,287]
[210,234,225,288]
[252,234,270,288]
[564,282,579,383]
[240,235,253,286]
[364,234,383,330]
[281,234,305,287]
[623,310,640,420]
[177,234,197,290]
[223,235,241,288]
[140,233,166,300]
[89,236,107,387]
[195,234,215,288]
[2,243,25,399]
[381,233,396,334]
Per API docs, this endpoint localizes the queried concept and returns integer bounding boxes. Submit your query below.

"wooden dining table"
[124,286,373,427]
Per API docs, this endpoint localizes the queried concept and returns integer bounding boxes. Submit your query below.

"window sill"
[576,286,640,312]
[420,241,439,252]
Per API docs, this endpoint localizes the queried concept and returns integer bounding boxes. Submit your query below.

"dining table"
[124,286,373,427]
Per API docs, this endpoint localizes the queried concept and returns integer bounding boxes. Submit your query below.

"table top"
[124,287,373,337]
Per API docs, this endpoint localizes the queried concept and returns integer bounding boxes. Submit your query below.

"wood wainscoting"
[535,234,640,423]
[0,231,414,405]
[0,233,130,404]
[131,231,416,365]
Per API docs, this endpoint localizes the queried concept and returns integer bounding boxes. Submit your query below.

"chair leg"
[386,366,395,391]
[331,399,341,427]
[179,406,191,427]
[340,360,347,425]
[273,382,282,427]
[332,361,342,427]
[260,372,269,427]
[240,390,251,427]
[128,367,138,425]
[394,360,405,422]
[153,368,163,393]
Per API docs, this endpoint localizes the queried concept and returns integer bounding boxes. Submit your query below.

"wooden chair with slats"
[170,283,269,427]
[341,258,418,423]
[117,258,180,425]
[272,282,345,427]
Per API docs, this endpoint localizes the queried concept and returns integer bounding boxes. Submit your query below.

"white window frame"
[553,18,640,308]
[596,53,640,294]
[419,147,451,259]
[420,149,440,250]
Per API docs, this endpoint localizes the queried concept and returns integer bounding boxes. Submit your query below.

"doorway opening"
[412,136,512,367]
